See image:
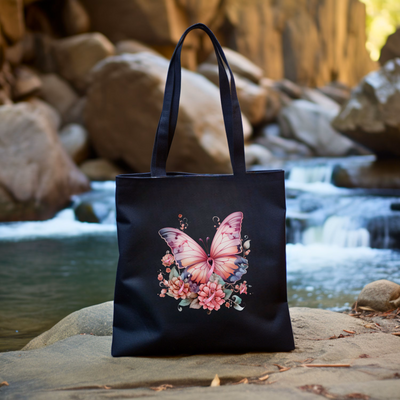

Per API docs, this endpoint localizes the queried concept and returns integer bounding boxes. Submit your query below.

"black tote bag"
[112,23,294,356]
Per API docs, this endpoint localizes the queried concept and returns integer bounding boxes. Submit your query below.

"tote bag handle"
[150,23,246,177]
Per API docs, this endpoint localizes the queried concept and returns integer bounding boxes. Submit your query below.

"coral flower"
[198,281,225,311]
[168,277,190,300]
[166,268,171,273]
[157,273,163,281]
[239,281,247,294]
[161,253,175,267]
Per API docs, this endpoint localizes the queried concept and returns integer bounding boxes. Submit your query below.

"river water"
[1,161,400,352]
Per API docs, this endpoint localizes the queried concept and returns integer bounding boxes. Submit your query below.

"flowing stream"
[1,161,400,352]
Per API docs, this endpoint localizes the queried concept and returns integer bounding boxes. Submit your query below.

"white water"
[0,181,117,241]
[0,209,116,241]
[288,165,333,184]
[302,216,370,247]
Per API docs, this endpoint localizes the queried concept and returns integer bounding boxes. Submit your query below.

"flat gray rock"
[1,306,399,399]
[22,301,113,350]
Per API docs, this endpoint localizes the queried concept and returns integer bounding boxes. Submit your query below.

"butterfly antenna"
[206,237,210,255]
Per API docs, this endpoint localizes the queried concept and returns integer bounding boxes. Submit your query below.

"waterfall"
[288,165,333,184]
[302,216,370,247]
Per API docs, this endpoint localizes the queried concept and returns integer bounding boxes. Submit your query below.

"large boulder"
[11,65,41,100]
[379,28,400,65]
[279,100,357,157]
[39,73,79,119]
[197,62,267,125]
[23,301,113,351]
[0,101,90,221]
[62,0,91,36]
[80,0,219,44]
[59,123,90,165]
[53,32,115,91]
[332,158,400,190]
[2,305,400,399]
[355,280,400,312]
[85,53,252,174]
[205,47,264,84]
[115,39,160,56]
[0,0,25,43]
[220,0,375,87]
[332,58,400,158]
[80,158,125,181]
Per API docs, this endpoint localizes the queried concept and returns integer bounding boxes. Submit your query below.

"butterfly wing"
[213,255,248,284]
[158,228,210,284]
[210,212,247,283]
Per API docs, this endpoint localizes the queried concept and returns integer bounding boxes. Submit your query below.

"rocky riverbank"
[1,301,399,400]
[3,0,396,223]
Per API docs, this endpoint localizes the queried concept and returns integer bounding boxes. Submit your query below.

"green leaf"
[223,289,233,300]
[234,304,245,311]
[179,298,191,307]
[189,298,202,309]
[169,267,179,281]
[217,274,225,286]
[166,292,174,297]
[232,295,242,305]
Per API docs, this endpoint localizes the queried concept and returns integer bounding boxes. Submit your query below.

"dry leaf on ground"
[210,374,220,387]
[258,373,269,381]
[150,384,173,392]
[273,364,291,372]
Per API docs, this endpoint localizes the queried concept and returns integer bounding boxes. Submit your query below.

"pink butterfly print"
[158,212,248,284]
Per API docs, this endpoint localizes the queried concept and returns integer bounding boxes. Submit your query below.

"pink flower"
[159,288,167,298]
[166,268,171,273]
[198,281,225,311]
[157,273,163,281]
[239,281,247,295]
[162,253,175,267]
[168,277,190,300]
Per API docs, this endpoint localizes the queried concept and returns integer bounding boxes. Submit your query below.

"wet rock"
[245,144,274,167]
[79,158,124,181]
[53,32,115,91]
[355,280,400,312]
[26,97,61,131]
[332,58,400,158]
[205,47,264,84]
[62,0,91,36]
[39,73,79,119]
[59,123,90,165]
[265,88,283,122]
[257,123,313,159]
[0,101,89,221]
[11,65,41,99]
[115,39,160,56]
[198,63,268,125]
[317,83,351,105]
[63,96,87,126]
[391,203,400,211]
[274,79,302,99]
[332,158,400,189]
[379,28,400,65]
[2,305,400,399]
[367,216,400,249]
[301,87,340,113]
[73,184,116,222]
[23,302,113,350]
[0,0,25,43]
[280,100,356,157]
[85,53,252,174]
